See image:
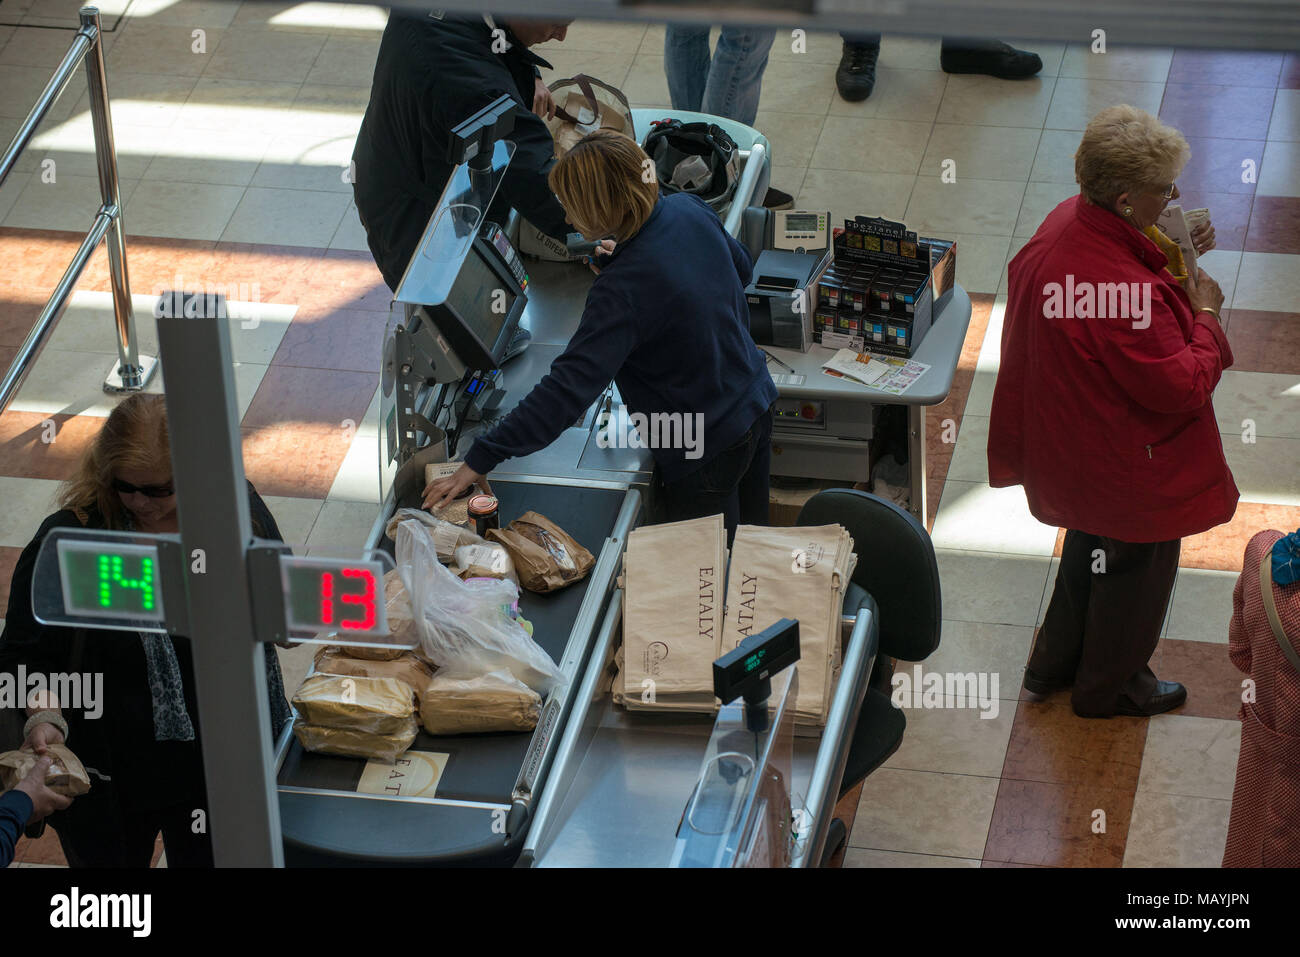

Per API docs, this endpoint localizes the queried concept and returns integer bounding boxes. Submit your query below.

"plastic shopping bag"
[395,518,564,696]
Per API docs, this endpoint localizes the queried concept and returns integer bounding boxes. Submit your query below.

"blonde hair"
[58,393,171,529]
[1075,105,1190,206]
[548,130,659,243]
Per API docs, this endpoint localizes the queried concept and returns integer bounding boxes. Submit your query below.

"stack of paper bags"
[720,524,857,729]
[614,514,728,713]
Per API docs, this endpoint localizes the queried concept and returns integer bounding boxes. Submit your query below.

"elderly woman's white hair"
[1075,105,1190,206]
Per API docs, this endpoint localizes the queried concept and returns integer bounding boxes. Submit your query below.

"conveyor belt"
[277,480,632,864]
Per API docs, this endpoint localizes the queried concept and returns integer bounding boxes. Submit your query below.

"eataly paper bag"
[0,743,91,797]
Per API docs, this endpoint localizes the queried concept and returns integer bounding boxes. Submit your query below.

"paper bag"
[487,511,594,593]
[313,647,435,705]
[293,719,418,763]
[0,743,91,797]
[291,673,416,735]
[419,670,542,735]
[545,74,636,158]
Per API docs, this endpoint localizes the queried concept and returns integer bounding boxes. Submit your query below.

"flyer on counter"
[821,348,930,395]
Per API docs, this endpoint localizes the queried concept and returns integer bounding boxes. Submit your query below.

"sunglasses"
[112,477,175,498]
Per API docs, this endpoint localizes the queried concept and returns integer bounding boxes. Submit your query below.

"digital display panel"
[281,556,389,638]
[445,247,513,355]
[57,539,165,622]
[784,213,821,232]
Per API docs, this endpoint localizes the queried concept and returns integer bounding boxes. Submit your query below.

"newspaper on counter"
[822,349,929,396]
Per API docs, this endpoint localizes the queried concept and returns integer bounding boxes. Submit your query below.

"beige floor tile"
[285,84,369,137]
[71,71,197,129]
[842,848,981,867]
[202,26,326,84]
[796,168,915,229]
[0,477,62,547]
[1036,556,1061,628]
[905,177,1026,235]
[963,366,999,418]
[768,165,808,199]
[1165,567,1238,644]
[107,22,223,78]
[219,185,350,247]
[150,358,265,420]
[934,548,1053,626]
[305,35,380,87]
[827,68,949,122]
[536,49,632,91]
[1257,140,1300,198]
[0,65,86,122]
[144,127,272,187]
[1212,369,1300,440]
[944,414,990,483]
[1233,252,1300,313]
[755,57,837,115]
[536,20,647,56]
[26,118,160,181]
[883,697,1015,774]
[178,77,303,133]
[1195,248,1242,308]
[327,432,382,504]
[9,346,164,418]
[329,203,370,252]
[1123,790,1230,867]
[1045,77,1166,132]
[1222,433,1300,506]
[2,173,139,231]
[1137,714,1240,800]
[122,179,245,241]
[1267,89,1300,142]
[252,132,356,193]
[937,74,1056,129]
[920,124,1043,183]
[1058,42,1173,83]
[621,54,671,109]
[751,110,826,168]
[931,480,1060,556]
[946,233,1012,294]
[123,0,243,29]
[304,499,382,556]
[1028,128,1082,184]
[230,0,379,33]
[876,36,944,71]
[849,767,999,859]
[904,619,1035,701]
[1014,180,1079,236]
[259,494,325,548]
[810,117,932,174]
[0,25,118,68]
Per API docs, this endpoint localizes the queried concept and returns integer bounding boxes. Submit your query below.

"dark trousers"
[657,408,773,544]
[1030,530,1180,715]
[840,33,1010,55]
[53,781,213,868]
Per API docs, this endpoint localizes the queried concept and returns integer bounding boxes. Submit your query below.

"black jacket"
[0,484,292,816]
[352,11,570,290]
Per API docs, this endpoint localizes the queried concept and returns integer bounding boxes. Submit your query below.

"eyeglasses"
[1160,183,1177,200]
[112,477,175,498]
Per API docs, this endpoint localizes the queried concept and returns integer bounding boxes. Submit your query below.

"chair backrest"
[796,488,941,663]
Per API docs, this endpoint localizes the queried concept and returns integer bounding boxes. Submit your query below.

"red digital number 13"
[338,567,377,631]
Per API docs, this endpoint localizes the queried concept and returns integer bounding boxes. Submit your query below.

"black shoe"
[821,817,848,866]
[836,40,880,102]
[1022,667,1069,695]
[762,186,794,210]
[1074,680,1188,719]
[940,41,1042,79]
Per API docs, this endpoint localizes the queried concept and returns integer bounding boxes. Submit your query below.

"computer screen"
[444,245,514,358]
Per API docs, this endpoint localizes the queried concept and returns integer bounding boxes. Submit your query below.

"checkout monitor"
[416,224,529,372]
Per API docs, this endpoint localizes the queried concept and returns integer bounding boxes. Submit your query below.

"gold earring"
[1122,206,1134,217]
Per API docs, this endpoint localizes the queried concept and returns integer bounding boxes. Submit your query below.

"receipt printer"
[745,250,826,353]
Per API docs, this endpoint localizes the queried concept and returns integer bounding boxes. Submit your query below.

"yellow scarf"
[1143,223,1187,281]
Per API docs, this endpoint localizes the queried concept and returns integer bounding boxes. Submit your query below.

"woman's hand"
[23,721,64,756]
[13,757,72,822]
[1182,268,1225,319]
[583,238,616,275]
[532,78,555,121]
[1191,219,1216,256]
[421,462,491,511]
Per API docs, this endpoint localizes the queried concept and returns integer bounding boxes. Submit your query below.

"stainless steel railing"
[0,4,155,416]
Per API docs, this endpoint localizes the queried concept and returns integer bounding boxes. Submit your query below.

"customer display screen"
[445,247,513,357]
[784,213,821,233]
[281,556,390,638]
[57,539,165,622]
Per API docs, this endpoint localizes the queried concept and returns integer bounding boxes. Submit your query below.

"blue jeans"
[664,24,776,128]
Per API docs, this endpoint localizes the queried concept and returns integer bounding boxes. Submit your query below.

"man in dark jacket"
[352,11,573,291]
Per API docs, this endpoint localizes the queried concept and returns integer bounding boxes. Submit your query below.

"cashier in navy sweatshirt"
[0,756,72,868]
[424,130,777,538]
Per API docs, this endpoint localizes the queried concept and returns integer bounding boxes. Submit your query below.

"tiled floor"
[3,4,1298,867]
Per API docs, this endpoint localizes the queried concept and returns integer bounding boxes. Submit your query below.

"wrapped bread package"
[313,647,435,705]
[0,743,91,797]
[293,719,418,763]
[453,542,518,584]
[419,670,542,735]
[487,511,594,593]
[386,506,483,563]
[291,673,415,735]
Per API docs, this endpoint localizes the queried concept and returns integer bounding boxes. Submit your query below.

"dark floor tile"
[0,411,103,481]
[983,778,1134,867]
[1178,136,1265,196]
[1002,695,1149,791]
[1169,190,1251,251]
[1160,83,1276,141]
[241,426,351,499]
[1168,50,1283,88]
[1156,638,1244,721]
[1244,196,1300,255]
[1223,308,1300,374]
[241,365,376,433]
[271,308,389,374]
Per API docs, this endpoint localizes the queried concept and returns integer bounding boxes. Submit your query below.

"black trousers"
[1030,530,1180,715]
[52,780,212,868]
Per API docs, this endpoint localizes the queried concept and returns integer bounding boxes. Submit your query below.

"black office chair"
[795,488,942,864]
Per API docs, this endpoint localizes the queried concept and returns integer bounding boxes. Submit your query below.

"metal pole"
[79,5,156,394]
[156,293,283,867]
[0,207,116,412]
[0,31,92,189]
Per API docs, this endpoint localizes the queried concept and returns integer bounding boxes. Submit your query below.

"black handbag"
[641,118,740,214]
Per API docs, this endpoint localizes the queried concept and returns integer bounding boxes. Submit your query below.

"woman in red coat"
[988,104,1237,718]
[1223,530,1300,867]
